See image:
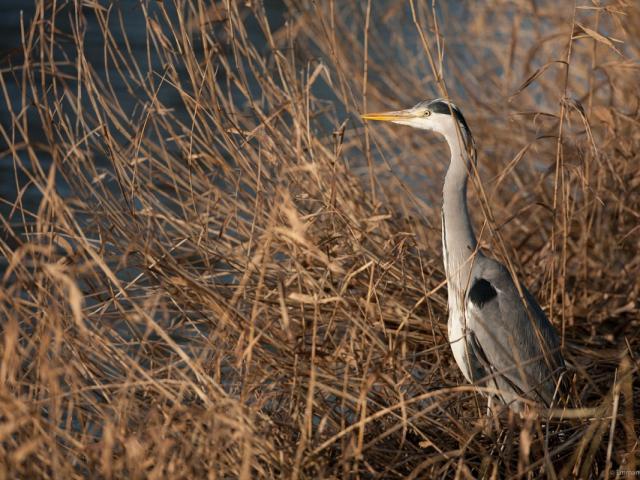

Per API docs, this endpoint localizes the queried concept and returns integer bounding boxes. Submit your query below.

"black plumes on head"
[413,98,476,161]
[425,99,472,137]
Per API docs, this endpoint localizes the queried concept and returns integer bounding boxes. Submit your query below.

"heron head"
[361,98,472,141]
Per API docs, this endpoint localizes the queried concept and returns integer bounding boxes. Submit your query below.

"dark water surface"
[0,0,477,278]
[0,0,290,271]
[1,1,39,219]
[0,1,469,220]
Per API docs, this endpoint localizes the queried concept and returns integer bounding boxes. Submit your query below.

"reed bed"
[0,0,638,478]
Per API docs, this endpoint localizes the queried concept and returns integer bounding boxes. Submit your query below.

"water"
[0,1,466,224]
[0,0,292,273]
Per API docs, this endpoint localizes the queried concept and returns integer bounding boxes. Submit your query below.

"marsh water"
[0,1,475,234]
[0,0,292,270]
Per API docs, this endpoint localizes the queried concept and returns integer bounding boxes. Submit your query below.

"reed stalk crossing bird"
[362,99,566,413]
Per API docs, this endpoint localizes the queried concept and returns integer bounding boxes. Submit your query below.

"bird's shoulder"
[467,257,514,308]
[466,256,551,337]
[466,256,561,355]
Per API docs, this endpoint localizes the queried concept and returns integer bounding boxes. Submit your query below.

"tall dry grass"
[0,0,638,478]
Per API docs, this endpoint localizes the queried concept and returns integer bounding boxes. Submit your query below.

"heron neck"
[441,131,478,296]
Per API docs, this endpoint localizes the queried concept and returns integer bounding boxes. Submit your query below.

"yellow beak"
[361,109,416,122]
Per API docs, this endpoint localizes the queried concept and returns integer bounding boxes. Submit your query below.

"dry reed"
[0,0,638,478]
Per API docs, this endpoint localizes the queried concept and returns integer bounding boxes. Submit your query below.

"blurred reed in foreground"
[0,1,638,478]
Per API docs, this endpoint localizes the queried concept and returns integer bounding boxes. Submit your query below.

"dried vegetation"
[0,0,639,478]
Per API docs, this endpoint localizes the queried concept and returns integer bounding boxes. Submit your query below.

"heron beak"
[361,109,416,122]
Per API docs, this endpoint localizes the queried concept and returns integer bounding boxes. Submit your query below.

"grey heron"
[362,99,566,413]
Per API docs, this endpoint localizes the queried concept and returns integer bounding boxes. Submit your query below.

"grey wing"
[465,258,565,407]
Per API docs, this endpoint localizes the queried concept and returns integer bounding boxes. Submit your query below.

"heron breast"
[448,310,473,383]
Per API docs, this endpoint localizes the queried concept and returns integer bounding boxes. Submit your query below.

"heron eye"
[424,110,431,117]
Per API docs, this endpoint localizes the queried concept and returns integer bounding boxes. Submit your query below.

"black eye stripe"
[427,101,453,115]
[412,99,472,138]
[425,99,471,136]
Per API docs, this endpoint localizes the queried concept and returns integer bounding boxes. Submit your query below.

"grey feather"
[465,256,565,410]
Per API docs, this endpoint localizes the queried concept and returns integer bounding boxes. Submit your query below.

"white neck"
[440,123,478,307]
